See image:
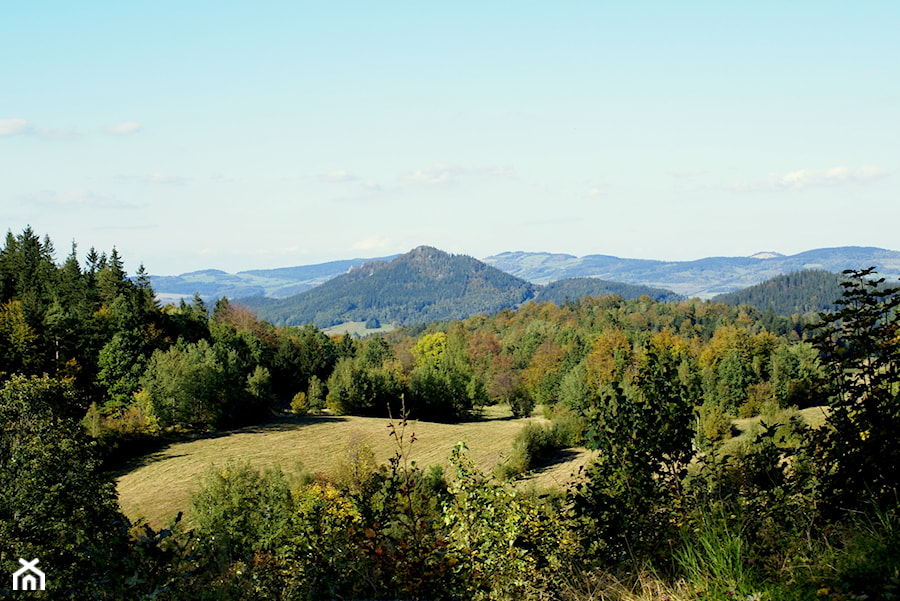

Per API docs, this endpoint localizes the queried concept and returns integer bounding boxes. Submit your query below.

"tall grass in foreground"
[674,514,761,600]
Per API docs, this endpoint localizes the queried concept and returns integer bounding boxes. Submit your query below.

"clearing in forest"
[116,408,591,528]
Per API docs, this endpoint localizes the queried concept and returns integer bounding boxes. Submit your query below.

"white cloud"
[319,170,359,183]
[737,166,891,192]
[0,119,77,140]
[0,118,29,136]
[405,163,461,186]
[404,163,516,186]
[352,236,391,251]
[104,121,142,135]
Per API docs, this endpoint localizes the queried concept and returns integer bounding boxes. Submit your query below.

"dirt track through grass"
[116,411,592,528]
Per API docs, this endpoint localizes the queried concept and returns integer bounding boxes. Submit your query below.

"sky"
[2,1,898,276]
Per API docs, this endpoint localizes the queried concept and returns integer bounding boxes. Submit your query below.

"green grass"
[116,408,589,527]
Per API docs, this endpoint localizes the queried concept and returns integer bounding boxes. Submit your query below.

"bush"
[508,386,535,418]
[698,402,734,447]
[446,444,580,600]
[290,391,309,415]
[190,461,294,562]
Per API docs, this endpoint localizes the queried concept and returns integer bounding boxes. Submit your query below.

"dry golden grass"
[116,407,590,528]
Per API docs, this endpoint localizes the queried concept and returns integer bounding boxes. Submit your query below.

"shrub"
[290,391,309,415]
[495,413,584,481]
[445,444,580,600]
[190,461,294,562]
[508,386,535,418]
[698,402,734,447]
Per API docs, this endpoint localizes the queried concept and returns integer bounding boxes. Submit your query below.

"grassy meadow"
[116,405,593,528]
[115,405,829,529]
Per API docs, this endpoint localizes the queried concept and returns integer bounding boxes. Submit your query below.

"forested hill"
[240,247,680,328]
[241,246,534,327]
[712,269,847,315]
[535,277,681,306]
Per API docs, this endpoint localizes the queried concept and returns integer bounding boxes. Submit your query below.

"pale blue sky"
[2,1,897,275]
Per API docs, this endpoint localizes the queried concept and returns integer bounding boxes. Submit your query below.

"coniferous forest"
[1,227,899,600]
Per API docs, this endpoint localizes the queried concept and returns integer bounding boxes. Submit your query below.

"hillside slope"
[712,269,847,315]
[245,246,537,327]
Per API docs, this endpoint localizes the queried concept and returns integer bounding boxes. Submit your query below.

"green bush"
[190,461,294,562]
[495,412,585,481]
[697,402,734,447]
[290,391,309,415]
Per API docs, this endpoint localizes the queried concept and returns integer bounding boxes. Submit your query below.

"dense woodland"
[1,227,899,600]
[712,269,847,316]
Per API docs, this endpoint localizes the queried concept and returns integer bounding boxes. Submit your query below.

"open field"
[116,407,591,528]
[322,320,398,336]
[115,405,829,528]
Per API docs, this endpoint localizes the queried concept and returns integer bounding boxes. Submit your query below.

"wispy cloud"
[404,163,517,186]
[319,170,359,183]
[24,190,144,209]
[404,163,461,185]
[736,166,891,192]
[352,236,391,251]
[0,118,30,136]
[0,119,83,141]
[2,118,136,140]
[104,121,142,135]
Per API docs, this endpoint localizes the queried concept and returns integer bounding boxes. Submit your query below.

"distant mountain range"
[238,246,679,328]
[148,245,900,327]
[483,246,900,297]
[150,255,400,305]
